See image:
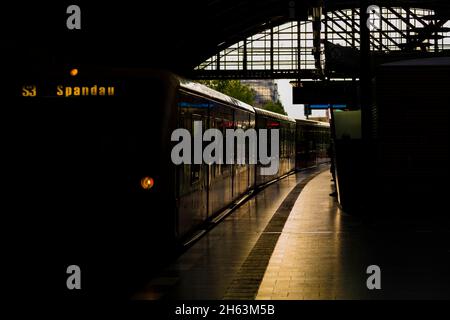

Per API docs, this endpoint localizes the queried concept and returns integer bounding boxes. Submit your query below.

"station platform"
[135,166,450,300]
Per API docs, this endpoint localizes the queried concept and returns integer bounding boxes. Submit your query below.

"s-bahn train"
[295,119,331,169]
[16,68,330,298]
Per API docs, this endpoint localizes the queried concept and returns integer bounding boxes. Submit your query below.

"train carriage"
[295,119,331,170]
[254,107,296,185]
[175,80,256,239]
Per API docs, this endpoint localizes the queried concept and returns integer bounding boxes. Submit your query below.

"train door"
[193,112,208,224]
[207,104,218,218]
[232,109,249,199]
[176,92,208,238]
[255,114,266,185]
[248,113,256,190]
[207,102,233,217]
[231,109,237,200]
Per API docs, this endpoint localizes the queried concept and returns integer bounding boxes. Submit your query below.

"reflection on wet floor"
[134,168,322,300]
[256,171,368,300]
[135,167,450,300]
[256,171,450,300]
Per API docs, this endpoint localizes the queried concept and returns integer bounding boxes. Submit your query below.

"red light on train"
[223,121,234,128]
[267,121,280,128]
[140,177,155,190]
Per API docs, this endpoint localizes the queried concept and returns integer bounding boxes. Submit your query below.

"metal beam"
[333,9,391,51]
[377,12,405,48]
[325,15,356,47]
[386,7,416,30]
[190,69,320,80]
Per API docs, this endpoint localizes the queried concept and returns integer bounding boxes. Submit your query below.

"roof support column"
[243,40,248,71]
[360,0,372,139]
[312,5,323,72]
[270,27,274,72]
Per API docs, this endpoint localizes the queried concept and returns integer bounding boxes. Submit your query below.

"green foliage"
[262,100,287,115]
[199,80,288,116]
[198,80,256,105]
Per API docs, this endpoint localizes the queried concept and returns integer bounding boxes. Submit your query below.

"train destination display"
[21,83,116,98]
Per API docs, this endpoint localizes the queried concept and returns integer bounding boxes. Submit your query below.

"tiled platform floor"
[256,171,450,300]
[135,168,450,300]
[256,171,366,299]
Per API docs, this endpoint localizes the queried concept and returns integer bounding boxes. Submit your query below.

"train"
[295,119,331,169]
[16,68,330,298]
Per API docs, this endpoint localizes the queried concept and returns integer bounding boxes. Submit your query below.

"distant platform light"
[70,68,79,77]
[141,177,155,190]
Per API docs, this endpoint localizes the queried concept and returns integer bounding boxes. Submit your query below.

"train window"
[191,164,200,183]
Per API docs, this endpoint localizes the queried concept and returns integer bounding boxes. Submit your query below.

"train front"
[14,67,179,300]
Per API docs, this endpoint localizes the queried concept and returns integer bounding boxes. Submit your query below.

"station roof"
[3,1,449,76]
